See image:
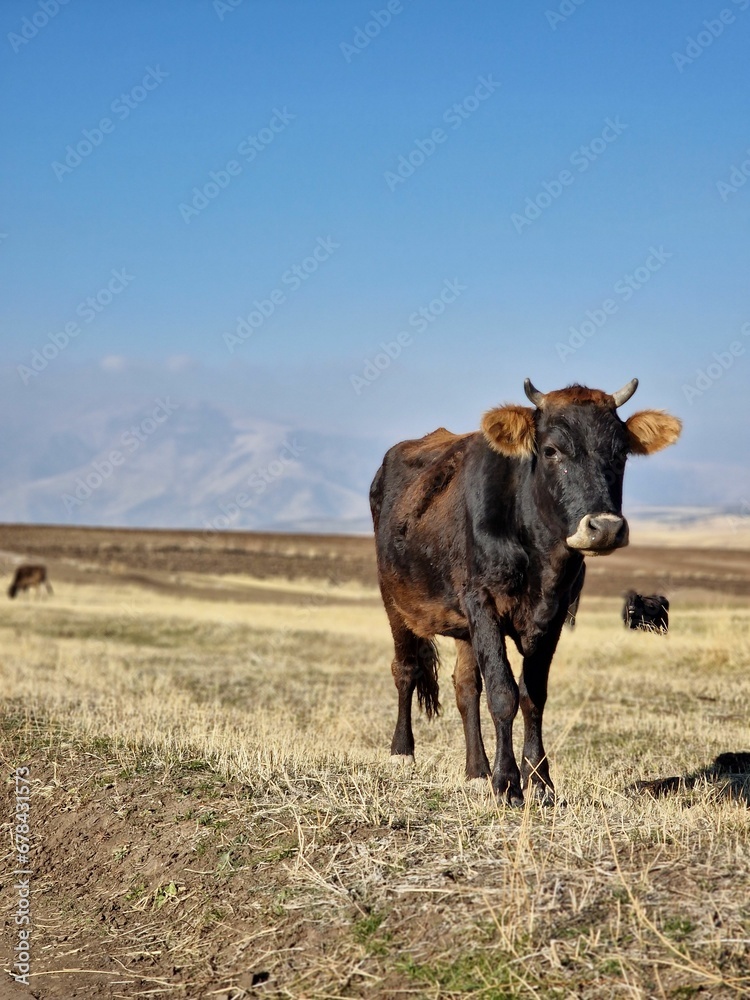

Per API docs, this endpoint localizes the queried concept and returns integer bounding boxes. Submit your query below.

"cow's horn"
[524,378,546,408]
[611,378,639,408]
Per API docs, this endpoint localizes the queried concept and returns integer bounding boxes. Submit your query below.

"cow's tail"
[416,638,441,719]
[7,582,16,599]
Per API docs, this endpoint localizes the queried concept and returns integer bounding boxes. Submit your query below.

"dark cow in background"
[371,378,681,804]
[623,592,669,634]
[8,565,53,599]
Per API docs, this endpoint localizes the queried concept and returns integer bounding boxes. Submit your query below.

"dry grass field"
[1,526,749,999]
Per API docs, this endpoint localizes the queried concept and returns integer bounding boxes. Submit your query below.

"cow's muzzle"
[566,513,629,556]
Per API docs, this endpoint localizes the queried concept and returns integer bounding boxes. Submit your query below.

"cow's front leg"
[519,610,566,803]
[465,591,522,805]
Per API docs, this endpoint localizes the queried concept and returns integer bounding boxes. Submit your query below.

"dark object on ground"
[633,752,750,805]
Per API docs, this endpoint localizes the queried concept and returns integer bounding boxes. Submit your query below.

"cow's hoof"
[530,784,556,807]
[390,754,415,767]
[528,784,566,808]
[493,782,524,807]
[492,772,524,806]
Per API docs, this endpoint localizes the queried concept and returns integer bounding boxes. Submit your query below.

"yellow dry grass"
[1,578,749,998]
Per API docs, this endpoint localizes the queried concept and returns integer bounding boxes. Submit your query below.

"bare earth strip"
[0,525,749,998]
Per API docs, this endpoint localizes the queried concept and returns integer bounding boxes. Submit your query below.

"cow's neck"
[508,457,582,646]
[475,446,571,571]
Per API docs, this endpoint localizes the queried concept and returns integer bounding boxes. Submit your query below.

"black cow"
[370,378,681,804]
[8,565,53,599]
[623,592,669,633]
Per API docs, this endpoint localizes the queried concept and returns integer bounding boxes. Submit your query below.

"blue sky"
[2,0,750,519]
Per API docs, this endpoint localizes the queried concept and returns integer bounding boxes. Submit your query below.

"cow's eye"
[543,445,558,459]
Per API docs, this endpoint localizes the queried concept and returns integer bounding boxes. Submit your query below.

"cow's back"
[371,427,475,586]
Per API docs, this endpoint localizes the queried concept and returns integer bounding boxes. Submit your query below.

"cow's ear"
[626,410,682,455]
[481,405,536,458]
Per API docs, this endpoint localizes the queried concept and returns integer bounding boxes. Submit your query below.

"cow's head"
[481,378,681,556]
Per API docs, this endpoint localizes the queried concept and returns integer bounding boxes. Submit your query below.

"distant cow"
[8,565,53,599]
[371,378,681,804]
[623,592,669,633]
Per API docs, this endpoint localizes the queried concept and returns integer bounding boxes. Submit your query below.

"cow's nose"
[566,513,629,553]
[587,514,628,550]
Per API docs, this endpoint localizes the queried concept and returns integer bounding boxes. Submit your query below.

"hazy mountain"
[2,361,747,534]
[0,397,379,533]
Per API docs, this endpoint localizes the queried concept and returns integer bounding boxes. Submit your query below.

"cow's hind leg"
[387,611,439,763]
[453,640,490,780]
